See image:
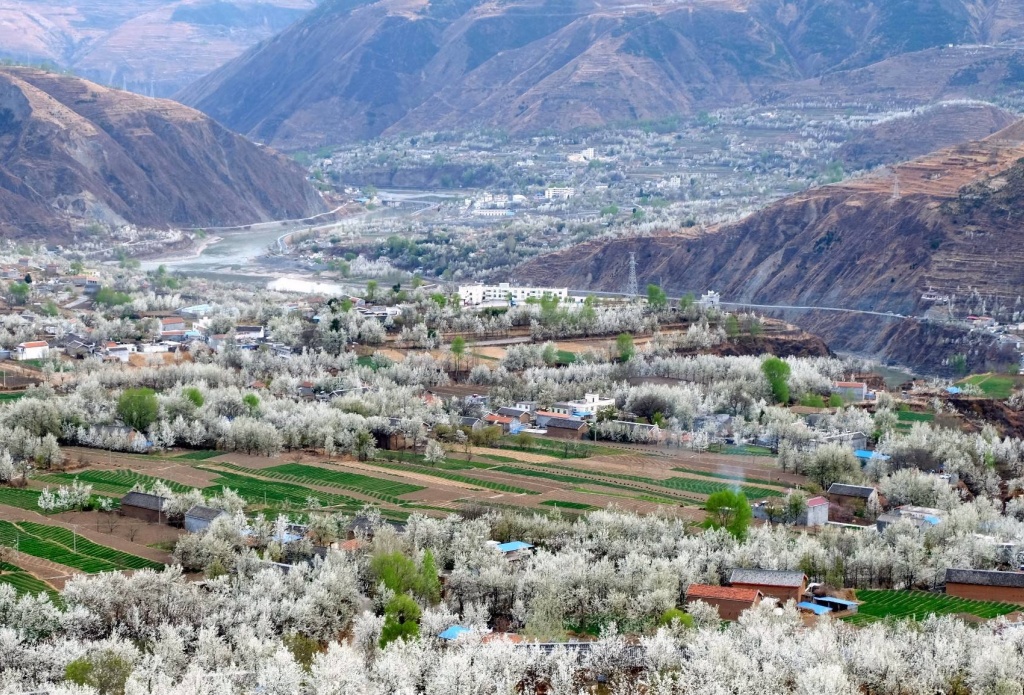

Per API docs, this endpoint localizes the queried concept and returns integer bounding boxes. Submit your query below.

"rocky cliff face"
[179,0,1024,149]
[0,67,326,239]
[518,121,1024,373]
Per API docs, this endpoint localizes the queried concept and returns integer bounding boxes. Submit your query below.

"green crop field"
[0,563,60,603]
[370,461,537,495]
[897,411,935,423]
[959,373,1020,400]
[0,521,161,574]
[0,487,43,511]
[659,476,783,500]
[175,450,223,461]
[204,470,366,511]
[264,463,425,499]
[37,470,196,495]
[670,467,781,488]
[539,500,595,510]
[845,590,1020,625]
[0,392,24,402]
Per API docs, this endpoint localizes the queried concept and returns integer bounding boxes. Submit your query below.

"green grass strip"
[369,461,537,495]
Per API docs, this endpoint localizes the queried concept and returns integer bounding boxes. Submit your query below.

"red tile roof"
[806,496,828,507]
[686,584,762,602]
[834,382,867,388]
[18,341,48,348]
[485,414,513,424]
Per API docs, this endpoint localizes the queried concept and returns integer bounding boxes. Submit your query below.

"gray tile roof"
[827,483,877,498]
[730,568,807,588]
[185,505,226,522]
[496,407,529,418]
[946,568,1024,588]
[121,491,167,511]
[544,417,587,430]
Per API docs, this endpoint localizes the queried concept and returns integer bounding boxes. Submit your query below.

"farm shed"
[120,491,168,523]
[729,568,808,603]
[184,505,226,533]
[685,584,762,621]
[797,602,831,616]
[945,568,1024,604]
[439,625,471,641]
[814,596,859,613]
[827,483,879,511]
[541,417,590,440]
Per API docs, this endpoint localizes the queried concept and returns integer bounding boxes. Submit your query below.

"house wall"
[17,346,48,360]
[184,517,213,534]
[545,427,585,440]
[685,596,758,621]
[805,504,829,527]
[122,505,162,524]
[731,582,805,604]
[946,583,1024,604]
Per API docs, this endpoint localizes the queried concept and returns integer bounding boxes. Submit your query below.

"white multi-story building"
[544,187,575,200]
[458,283,568,306]
[698,290,721,308]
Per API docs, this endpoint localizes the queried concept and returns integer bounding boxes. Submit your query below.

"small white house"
[16,341,49,361]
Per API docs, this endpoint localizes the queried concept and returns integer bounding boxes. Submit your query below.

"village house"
[159,317,186,334]
[120,491,168,524]
[945,568,1024,604]
[15,341,49,361]
[184,505,226,533]
[495,407,532,425]
[729,568,808,604]
[685,584,762,621]
[484,413,515,432]
[827,483,879,512]
[540,417,590,440]
[832,381,869,402]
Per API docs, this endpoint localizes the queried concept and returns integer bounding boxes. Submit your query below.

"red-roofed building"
[685,584,763,621]
[832,381,868,402]
[16,341,49,361]
[484,413,515,432]
[804,496,829,527]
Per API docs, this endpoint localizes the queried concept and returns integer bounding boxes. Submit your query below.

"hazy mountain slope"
[516,121,1024,370]
[0,0,316,96]
[0,67,325,239]
[179,0,1024,148]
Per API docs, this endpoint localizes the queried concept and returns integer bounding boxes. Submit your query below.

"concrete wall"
[946,583,1024,604]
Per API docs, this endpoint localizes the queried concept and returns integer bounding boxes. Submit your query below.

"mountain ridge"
[179,0,1024,148]
[0,66,326,240]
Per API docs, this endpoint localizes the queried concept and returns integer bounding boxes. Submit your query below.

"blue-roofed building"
[438,625,471,641]
[813,596,859,614]
[496,541,534,554]
[797,601,832,616]
[946,386,963,395]
[854,450,891,462]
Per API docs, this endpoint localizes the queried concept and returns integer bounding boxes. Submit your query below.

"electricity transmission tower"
[625,252,638,297]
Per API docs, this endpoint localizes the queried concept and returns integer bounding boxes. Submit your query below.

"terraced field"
[370,461,538,495]
[845,590,1021,625]
[204,469,368,511]
[539,500,595,511]
[0,562,60,603]
[0,487,43,511]
[0,521,162,574]
[37,470,196,495]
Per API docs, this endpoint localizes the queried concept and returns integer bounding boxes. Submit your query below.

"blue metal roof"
[438,625,471,640]
[815,597,858,608]
[854,450,891,461]
[496,541,534,553]
[947,386,963,395]
[797,602,832,615]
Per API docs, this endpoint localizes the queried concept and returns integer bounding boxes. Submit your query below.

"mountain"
[0,0,316,96]
[0,67,326,239]
[516,121,1024,373]
[179,0,1024,148]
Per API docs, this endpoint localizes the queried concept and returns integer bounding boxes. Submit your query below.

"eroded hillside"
[0,67,326,239]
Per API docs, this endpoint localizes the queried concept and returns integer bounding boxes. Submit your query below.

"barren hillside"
[180,0,1024,148]
[0,67,326,239]
[518,121,1024,371]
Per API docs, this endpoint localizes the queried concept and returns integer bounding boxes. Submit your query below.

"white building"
[544,187,575,200]
[15,341,49,361]
[698,290,721,308]
[458,283,568,306]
